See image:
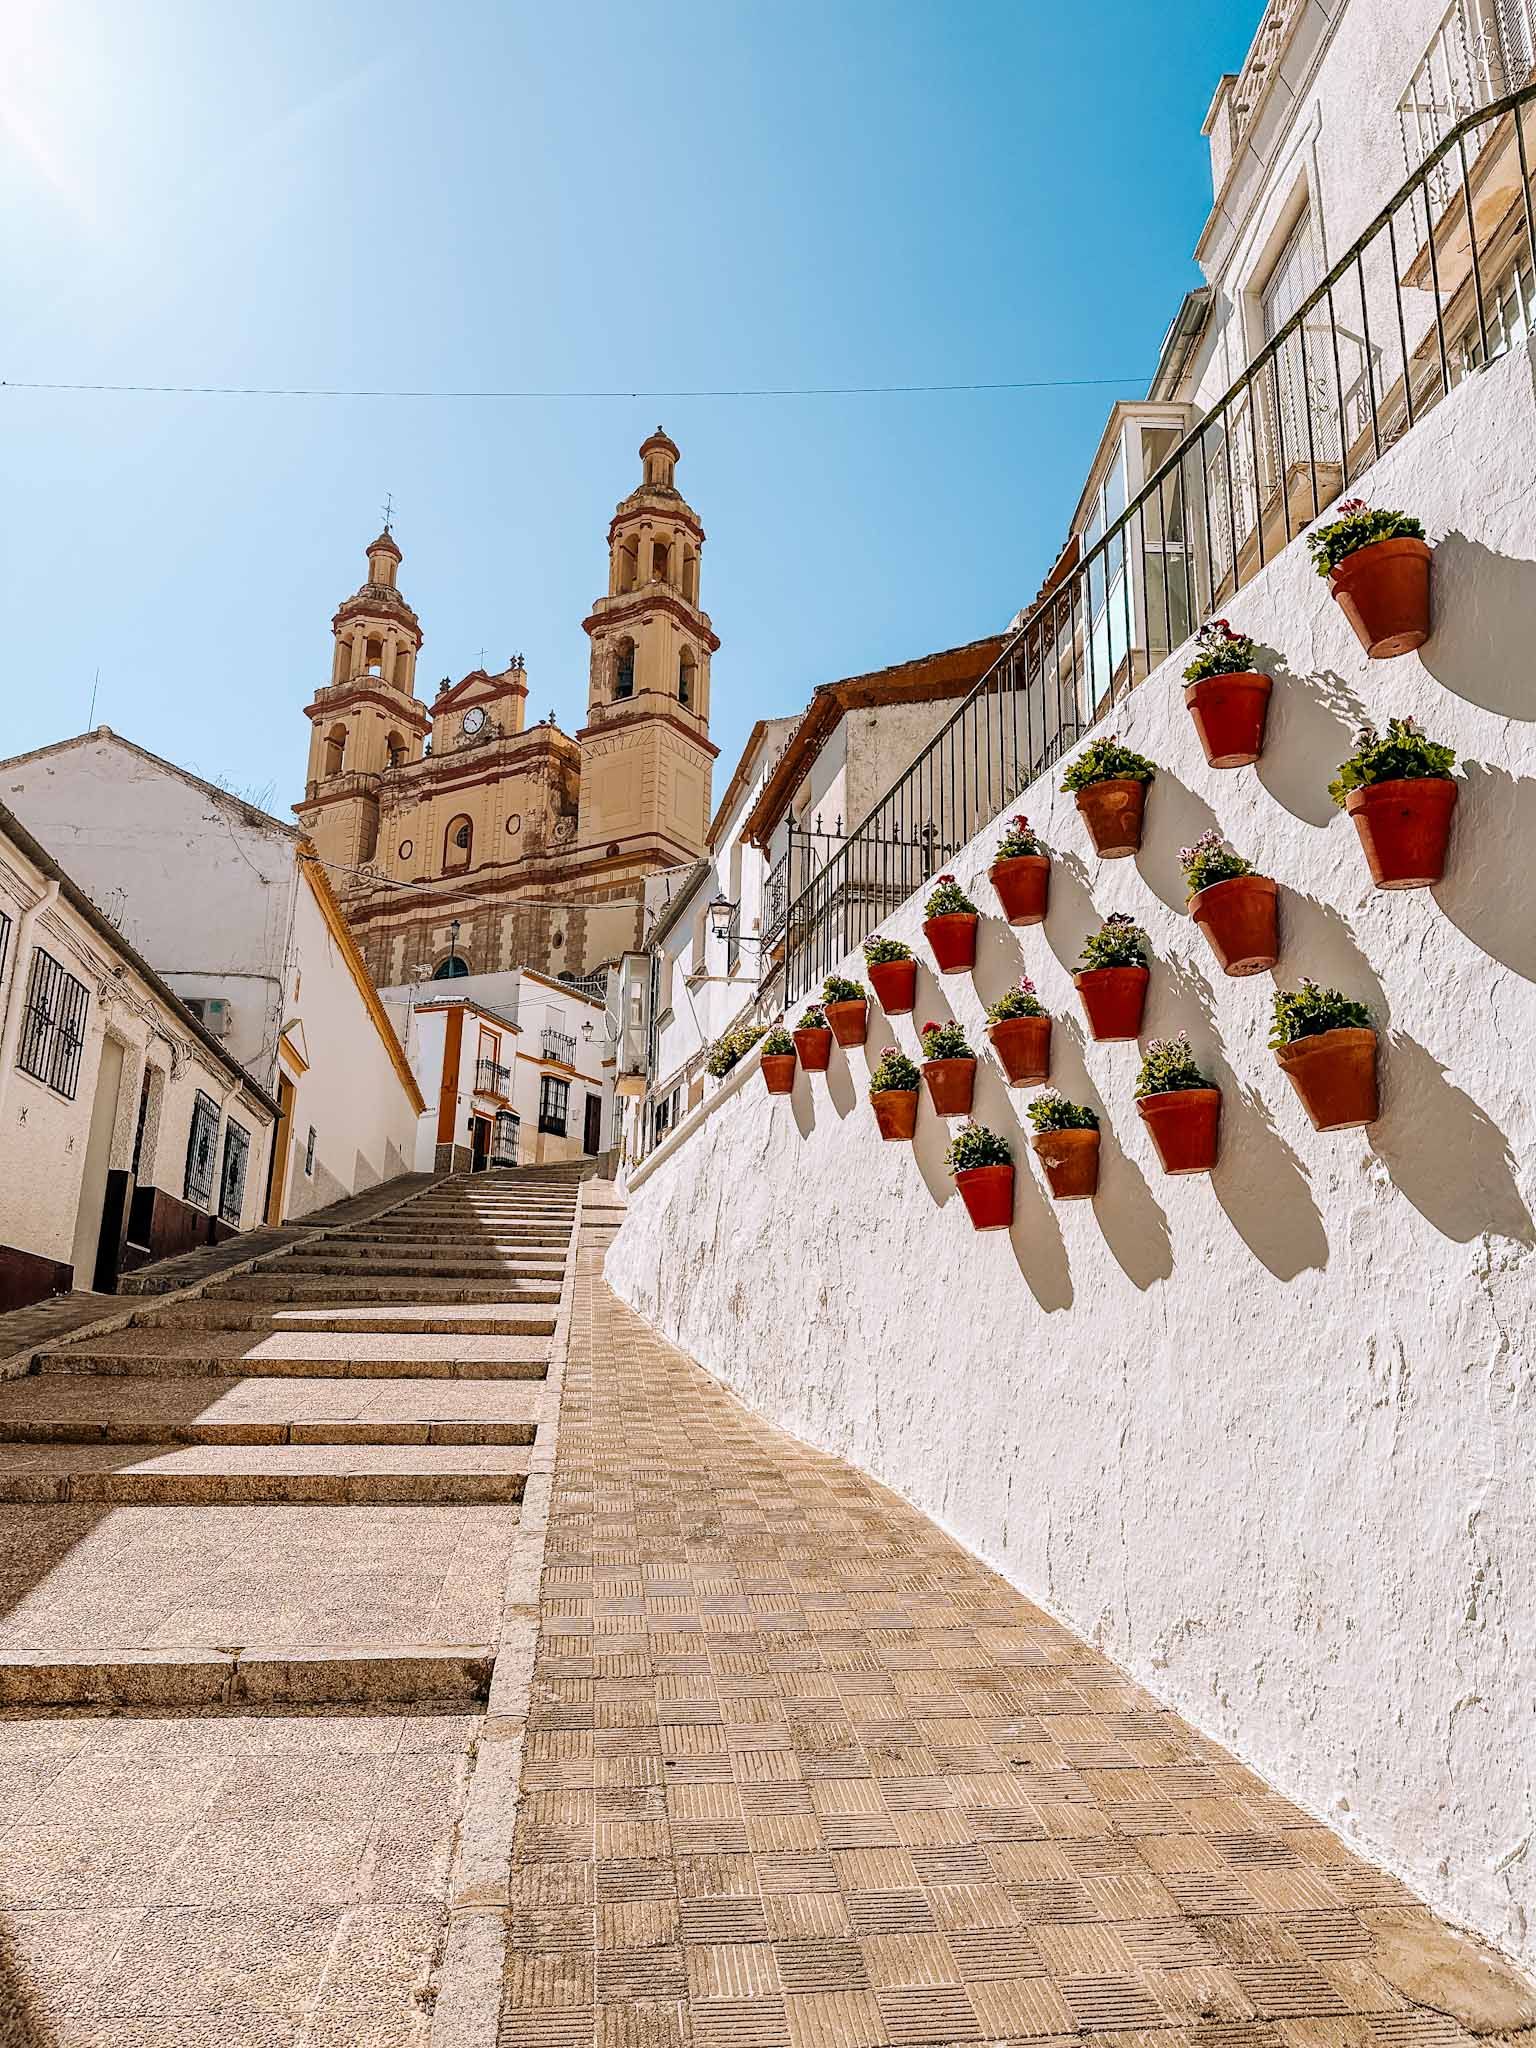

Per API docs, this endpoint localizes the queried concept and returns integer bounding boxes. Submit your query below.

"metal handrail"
[784,82,1536,998]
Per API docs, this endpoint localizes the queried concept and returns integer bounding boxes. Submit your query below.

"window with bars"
[16,948,91,1099]
[538,1074,569,1136]
[218,1119,251,1224]
[184,1091,221,1210]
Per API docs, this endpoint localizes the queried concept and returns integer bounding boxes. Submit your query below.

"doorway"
[470,1115,491,1172]
[583,1092,603,1157]
[72,1036,125,1291]
[266,1072,297,1225]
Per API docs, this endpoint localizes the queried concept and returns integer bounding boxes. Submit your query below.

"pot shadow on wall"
[1134,773,1222,918]
[1157,949,1329,1280]
[791,1066,818,1142]
[970,1055,1072,1311]
[1371,1029,1534,1246]
[1045,1013,1173,1290]
[1255,664,1371,828]
[1419,532,1536,720]
[1435,760,1536,981]
[1043,851,1113,983]
[823,1036,871,1122]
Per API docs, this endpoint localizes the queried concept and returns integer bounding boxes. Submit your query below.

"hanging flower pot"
[865,1044,920,1142]
[947,1122,1014,1231]
[1330,720,1458,889]
[1346,780,1457,889]
[1270,984,1378,1131]
[792,1008,833,1072]
[1060,736,1156,859]
[1134,1036,1219,1174]
[1309,503,1432,658]
[985,978,1051,1084]
[863,939,917,1015]
[919,1021,977,1115]
[1178,833,1278,977]
[760,1029,798,1097]
[1075,967,1149,1041]
[1181,622,1272,768]
[822,977,869,1048]
[1028,1104,1101,1200]
[988,816,1050,923]
[922,876,980,972]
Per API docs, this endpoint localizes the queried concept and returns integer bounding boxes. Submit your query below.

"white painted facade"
[608,0,1536,1974]
[0,732,424,1222]
[0,804,276,1301]
[382,967,612,1172]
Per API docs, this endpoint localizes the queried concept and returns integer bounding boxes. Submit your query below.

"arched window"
[444,814,473,870]
[682,547,698,603]
[678,648,696,708]
[432,953,470,980]
[385,730,406,769]
[365,637,383,676]
[651,539,670,584]
[613,640,635,701]
[323,724,346,778]
[618,541,638,593]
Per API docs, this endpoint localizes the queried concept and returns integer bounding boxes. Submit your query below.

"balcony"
[541,1029,577,1066]
[474,1057,511,1100]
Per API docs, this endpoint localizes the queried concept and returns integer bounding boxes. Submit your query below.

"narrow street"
[0,1169,584,2044]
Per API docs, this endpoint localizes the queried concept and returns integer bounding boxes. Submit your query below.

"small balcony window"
[539,1075,569,1136]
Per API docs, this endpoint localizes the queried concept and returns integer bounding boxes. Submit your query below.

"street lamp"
[707,893,734,940]
[447,919,461,976]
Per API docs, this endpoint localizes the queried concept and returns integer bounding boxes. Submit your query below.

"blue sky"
[3,0,1257,810]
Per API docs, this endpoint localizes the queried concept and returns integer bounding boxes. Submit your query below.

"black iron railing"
[785,84,1536,999]
[474,1056,511,1097]
[541,1028,577,1066]
[491,1111,519,1168]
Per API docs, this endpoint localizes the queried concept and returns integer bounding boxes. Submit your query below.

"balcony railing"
[474,1057,511,1098]
[785,82,1536,1000]
[490,1112,519,1168]
[541,1029,577,1066]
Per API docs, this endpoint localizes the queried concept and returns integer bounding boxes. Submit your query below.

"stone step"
[0,1372,545,1441]
[279,1241,571,1265]
[0,1642,494,1708]
[201,1273,562,1304]
[138,1297,561,1332]
[0,1441,531,1505]
[35,1330,552,1379]
[261,1252,567,1277]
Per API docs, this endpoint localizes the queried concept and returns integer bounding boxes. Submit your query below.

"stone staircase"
[0,1165,584,1705]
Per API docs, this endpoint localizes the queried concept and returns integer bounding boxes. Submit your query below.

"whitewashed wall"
[608,341,1536,1969]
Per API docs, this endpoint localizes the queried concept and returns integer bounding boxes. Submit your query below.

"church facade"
[294,429,719,988]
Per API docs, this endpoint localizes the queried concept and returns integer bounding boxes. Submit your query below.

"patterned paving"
[500,1247,1530,2048]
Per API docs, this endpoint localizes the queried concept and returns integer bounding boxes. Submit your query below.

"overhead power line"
[1,373,1150,403]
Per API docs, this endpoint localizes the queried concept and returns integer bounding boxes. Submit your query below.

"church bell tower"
[577,429,719,864]
[294,524,431,872]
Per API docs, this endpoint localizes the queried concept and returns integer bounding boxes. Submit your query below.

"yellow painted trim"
[296,843,428,1116]
[277,1029,310,1078]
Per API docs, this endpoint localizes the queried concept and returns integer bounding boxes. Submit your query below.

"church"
[294,428,719,987]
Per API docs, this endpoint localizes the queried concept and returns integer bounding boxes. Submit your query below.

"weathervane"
[381,491,396,533]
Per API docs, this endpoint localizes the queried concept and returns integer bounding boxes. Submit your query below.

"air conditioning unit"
[187,996,234,1038]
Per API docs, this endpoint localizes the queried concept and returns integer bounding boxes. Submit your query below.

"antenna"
[381,491,395,532]
[87,668,99,728]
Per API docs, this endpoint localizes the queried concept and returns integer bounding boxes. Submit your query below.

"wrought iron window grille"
[184,1090,220,1210]
[16,948,90,1099]
[218,1119,250,1224]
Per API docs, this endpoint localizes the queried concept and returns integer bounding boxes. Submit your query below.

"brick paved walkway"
[499,1247,1534,2048]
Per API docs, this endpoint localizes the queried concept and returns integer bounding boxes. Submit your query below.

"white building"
[0,800,278,1308]
[381,966,613,1172]
[0,728,424,1221]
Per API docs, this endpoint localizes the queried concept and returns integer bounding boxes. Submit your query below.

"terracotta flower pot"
[1031,1127,1100,1201]
[871,1089,918,1142]
[989,854,1050,925]
[1137,1087,1221,1175]
[761,1054,797,1096]
[1328,535,1433,658]
[792,1027,832,1073]
[1345,778,1457,889]
[954,1163,1014,1232]
[1075,778,1146,858]
[1190,873,1279,977]
[922,1057,976,1116]
[1074,965,1149,1041]
[1274,1027,1379,1131]
[825,999,869,1048]
[923,912,979,973]
[1184,672,1273,769]
[867,958,917,1014]
[987,1014,1051,1085]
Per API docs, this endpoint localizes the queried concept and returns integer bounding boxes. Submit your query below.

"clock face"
[462,706,487,737]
